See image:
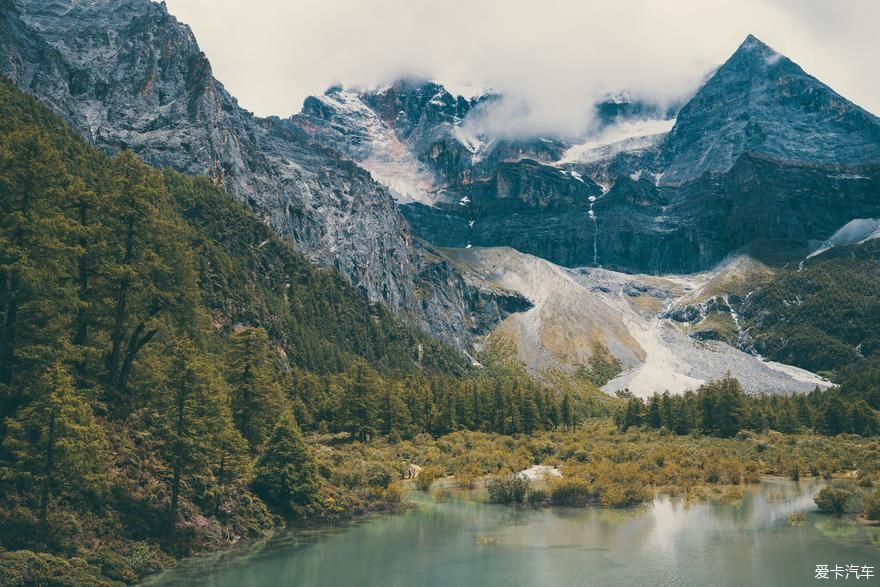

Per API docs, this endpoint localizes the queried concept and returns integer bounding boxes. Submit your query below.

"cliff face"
[1,0,526,352]
[522,36,880,273]
[582,34,880,274]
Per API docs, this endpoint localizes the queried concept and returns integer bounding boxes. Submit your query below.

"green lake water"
[146,478,880,587]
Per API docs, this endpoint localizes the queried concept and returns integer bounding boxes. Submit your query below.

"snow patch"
[806,218,880,260]
[313,90,440,205]
[558,118,675,165]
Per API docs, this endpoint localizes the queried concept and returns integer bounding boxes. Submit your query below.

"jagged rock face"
[292,82,570,197]
[659,35,880,186]
[1,0,524,352]
[402,160,604,267]
[414,244,533,354]
[293,81,485,195]
[590,36,880,273]
[3,0,415,308]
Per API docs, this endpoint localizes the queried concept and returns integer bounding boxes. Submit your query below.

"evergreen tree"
[775,401,800,434]
[819,393,850,436]
[850,400,879,436]
[0,129,77,408]
[227,327,286,449]
[381,382,411,439]
[708,377,747,437]
[2,362,108,532]
[150,337,231,532]
[617,397,644,432]
[251,415,319,517]
[104,152,197,405]
[342,361,379,441]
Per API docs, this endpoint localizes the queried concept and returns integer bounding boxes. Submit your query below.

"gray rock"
[622,282,668,299]
[0,0,515,352]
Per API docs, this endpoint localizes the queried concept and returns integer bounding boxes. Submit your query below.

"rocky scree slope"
[443,248,828,397]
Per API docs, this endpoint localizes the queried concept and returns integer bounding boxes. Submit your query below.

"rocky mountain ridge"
[294,36,880,275]
[0,0,526,352]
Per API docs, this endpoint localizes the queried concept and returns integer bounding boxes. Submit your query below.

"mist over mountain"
[165,0,880,134]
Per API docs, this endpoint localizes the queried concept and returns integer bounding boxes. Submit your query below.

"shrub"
[719,458,743,485]
[378,481,406,506]
[527,488,547,507]
[703,462,722,484]
[457,462,481,489]
[487,473,529,504]
[367,464,394,488]
[815,486,853,515]
[862,492,880,521]
[415,466,442,491]
[788,511,806,526]
[598,483,648,508]
[549,478,594,507]
[0,550,104,586]
[743,462,761,483]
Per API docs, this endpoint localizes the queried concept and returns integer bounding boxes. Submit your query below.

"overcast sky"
[164,0,880,136]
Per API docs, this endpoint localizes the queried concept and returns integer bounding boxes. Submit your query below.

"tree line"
[616,376,880,437]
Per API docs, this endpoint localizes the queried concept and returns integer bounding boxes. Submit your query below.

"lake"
[145,478,880,587]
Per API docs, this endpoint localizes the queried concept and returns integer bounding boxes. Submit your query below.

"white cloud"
[164,0,880,136]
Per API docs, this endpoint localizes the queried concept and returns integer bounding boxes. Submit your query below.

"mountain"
[294,36,880,275]
[563,35,880,273]
[286,46,880,389]
[0,0,526,352]
[659,35,880,184]
[5,0,877,394]
[290,80,570,205]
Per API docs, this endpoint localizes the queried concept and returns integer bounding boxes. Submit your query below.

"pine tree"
[251,415,320,517]
[212,415,251,516]
[819,393,850,435]
[2,362,108,532]
[381,382,411,439]
[719,378,747,437]
[343,361,379,441]
[0,129,77,408]
[561,393,573,431]
[150,337,231,533]
[104,152,197,405]
[227,327,286,450]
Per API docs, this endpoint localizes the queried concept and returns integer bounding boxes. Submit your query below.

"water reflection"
[146,479,880,587]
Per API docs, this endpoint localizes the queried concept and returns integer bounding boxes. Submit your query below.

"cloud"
[164,0,880,137]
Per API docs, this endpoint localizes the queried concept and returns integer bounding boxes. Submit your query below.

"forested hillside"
[741,240,880,377]
[0,78,608,584]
